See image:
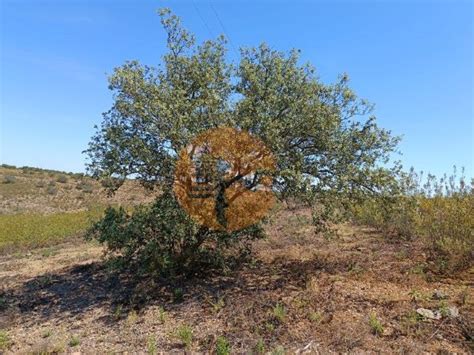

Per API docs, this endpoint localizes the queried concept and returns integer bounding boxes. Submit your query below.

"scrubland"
[0,165,472,353]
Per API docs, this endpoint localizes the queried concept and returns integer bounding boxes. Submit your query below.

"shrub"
[47,186,58,195]
[56,175,68,183]
[76,181,94,193]
[85,191,265,275]
[35,180,46,188]
[2,175,16,184]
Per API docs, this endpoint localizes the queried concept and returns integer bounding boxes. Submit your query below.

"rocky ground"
[0,208,472,353]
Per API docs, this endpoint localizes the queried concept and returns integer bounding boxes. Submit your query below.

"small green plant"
[173,288,184,302]
[0,330,11,350]
[368,312,384,336]
[113,304,123,320]
[158,306,167,323]
[0,296,7,310]
[264,322,275,332]
[42,329,53,338]
[127,310,138,325]
[69,335,80,347]
[176,324,193,349]
[216,335,231,355]
[308,310,323,323]
[438,300,450,317]
[210,296,225,313]
[272,303,286,323]
[401,310,423,334]
[2,175,16,184]
[409,289,428,302]
[147,335,157,354]
[255,338,265,354]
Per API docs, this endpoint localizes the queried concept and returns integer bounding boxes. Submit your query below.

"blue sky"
[1,0,472,177]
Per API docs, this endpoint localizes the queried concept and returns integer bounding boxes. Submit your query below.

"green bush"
[85,191,265,275]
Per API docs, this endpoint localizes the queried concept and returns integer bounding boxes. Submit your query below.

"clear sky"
[1,0,473,177]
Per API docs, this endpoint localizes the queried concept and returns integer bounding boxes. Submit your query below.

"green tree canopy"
[86,8,400,215]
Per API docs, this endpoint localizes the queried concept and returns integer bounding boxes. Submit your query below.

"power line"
[209,2,239,58]
[191,0,214,39]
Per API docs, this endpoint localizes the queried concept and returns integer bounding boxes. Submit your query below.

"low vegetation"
[0,208,102,253]
[351,168,473,273]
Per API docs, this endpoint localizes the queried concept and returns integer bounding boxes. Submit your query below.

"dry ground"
[0,208,472,354]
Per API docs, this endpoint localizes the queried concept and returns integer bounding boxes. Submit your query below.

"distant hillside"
[0,164,155,215]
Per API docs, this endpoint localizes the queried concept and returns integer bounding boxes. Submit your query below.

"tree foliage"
[85,9,401,272]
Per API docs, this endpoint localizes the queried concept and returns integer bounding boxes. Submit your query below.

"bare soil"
[1,208,472,353]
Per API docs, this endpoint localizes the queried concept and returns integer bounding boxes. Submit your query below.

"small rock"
[382,327,394,337]
[432,289,448,300]
[447,306,459,318]
[416,308,442,320]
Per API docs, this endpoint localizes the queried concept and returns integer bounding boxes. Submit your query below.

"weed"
[42,329,53,338]
[308,310,323,323]
[264,322,275,332]
[368,312,384,336]
[173,288,184,302]
[409,289,429,302]
[273,303,286,323]
[113,304,123,320]
[0,296,7,310]
[401,311,423,334]
[438,300,450,317]
[147,335,157,354]
[0,330,11,350]
[127,310,138,325]
[209,296,225,313]
[69,335,80,347]
[255,338,265,354]
[216,335,231,355]
[158,306,167,323]
[176,324,193,349]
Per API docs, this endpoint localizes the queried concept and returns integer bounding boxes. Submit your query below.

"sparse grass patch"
[255,338,265,354]
[272,303,286,323]
[216,335,231,355]
[368,312,384,336]
[147,335,157,354]
[157,306,167,323]
[308,310,323,323]
[175,324,193,349]
[69,335,80,347]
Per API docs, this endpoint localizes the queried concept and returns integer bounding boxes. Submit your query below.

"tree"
[85,9,400,271]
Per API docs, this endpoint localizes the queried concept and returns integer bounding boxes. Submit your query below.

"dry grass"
[0,208,472,353]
